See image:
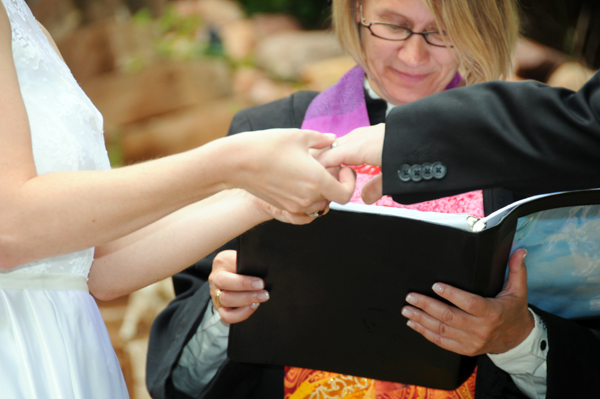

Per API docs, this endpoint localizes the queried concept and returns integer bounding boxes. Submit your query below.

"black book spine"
[470,217,519,298]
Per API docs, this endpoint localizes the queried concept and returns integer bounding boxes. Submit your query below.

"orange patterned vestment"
[284,367,477,399]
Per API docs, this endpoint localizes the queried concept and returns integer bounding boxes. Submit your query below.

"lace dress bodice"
[2,0,110,277]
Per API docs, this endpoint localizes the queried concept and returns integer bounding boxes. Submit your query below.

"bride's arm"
[89,189,312,300]
[0,6,352,270]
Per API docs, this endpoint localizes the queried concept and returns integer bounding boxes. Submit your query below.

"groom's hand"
[317,123,385,168]
[361,174,383,204]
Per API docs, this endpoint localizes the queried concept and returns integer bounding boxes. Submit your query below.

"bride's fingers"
[301,199,329,215]
[303,130,336,150]
[284,211,319,225]
[324,166,356,205]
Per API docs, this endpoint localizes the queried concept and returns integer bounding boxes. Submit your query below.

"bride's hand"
[222,129,356,214]
[250,193,323,225]
[247,166,355,224]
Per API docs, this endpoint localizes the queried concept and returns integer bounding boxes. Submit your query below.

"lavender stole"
[301,65,462,136]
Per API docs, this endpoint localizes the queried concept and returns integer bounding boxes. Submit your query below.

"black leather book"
[229,189,600,390]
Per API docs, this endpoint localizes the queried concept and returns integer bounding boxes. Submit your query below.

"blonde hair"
[332,0,520,85]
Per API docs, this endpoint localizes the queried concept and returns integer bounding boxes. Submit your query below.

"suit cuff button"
[432,162,447,179]
[398,164,411,182]
[409,164,422,182]
[421,163,433,180]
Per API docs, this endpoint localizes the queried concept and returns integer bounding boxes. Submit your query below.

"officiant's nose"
[398,34,430,67]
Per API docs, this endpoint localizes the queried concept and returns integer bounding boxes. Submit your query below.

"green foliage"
[236,0,331,29]
[131,8,154,26]
[156,5,202,36]
[122,55,147,75]
[105,128,125,167]
[138,5,218,61]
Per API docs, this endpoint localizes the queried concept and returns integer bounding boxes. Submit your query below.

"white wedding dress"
[0,0,129,397]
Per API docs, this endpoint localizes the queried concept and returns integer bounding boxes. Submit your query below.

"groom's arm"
[382,72,600,204]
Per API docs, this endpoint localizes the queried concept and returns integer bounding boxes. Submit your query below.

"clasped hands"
[234,124,385,224]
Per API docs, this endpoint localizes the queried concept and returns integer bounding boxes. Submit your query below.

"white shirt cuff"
[487,308,548,399]
[171,303,230,396]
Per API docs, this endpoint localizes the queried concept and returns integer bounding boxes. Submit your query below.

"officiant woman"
[146,0,543,398]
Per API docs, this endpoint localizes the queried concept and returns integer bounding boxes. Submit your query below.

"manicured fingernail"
[401,307,413,318]
[406,320,415,328]
[252,280,264,289]
[405,294,417,305]
[522,249,528,260]
[257,291,270,301]
[432,283,443,294]
[250,303,260,309]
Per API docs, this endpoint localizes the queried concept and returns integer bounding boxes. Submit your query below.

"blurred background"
[25,0,600,397]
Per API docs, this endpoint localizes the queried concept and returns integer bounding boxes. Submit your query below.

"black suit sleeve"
[541,309,600,398]
[146,92,318,399]
[475,307,600,399]
[382,72,600,204]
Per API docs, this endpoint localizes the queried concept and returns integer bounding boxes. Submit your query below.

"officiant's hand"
[400,249,534,356]
[208,250,268,324]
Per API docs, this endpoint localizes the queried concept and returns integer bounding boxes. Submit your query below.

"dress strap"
[0,273,89,292]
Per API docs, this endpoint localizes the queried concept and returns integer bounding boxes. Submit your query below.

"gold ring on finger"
[215,289,223,308]
[306,209,325,217]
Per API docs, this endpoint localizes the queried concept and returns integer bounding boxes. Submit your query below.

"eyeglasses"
[359,5,453,48]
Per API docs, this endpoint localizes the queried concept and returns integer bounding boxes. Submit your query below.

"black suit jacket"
[380,72,600,399]
[147,91,599,399]
[382,71,600,205]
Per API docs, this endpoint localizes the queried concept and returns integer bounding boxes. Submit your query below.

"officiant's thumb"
[504,249,528,296]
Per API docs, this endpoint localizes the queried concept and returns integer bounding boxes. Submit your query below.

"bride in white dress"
[0,0,355,397]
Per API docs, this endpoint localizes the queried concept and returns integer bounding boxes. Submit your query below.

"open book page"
[330,191,568,233]
[334,189,600,233]
[513,204,600,319]
[483,190,573,228]
[330,202,476,231]
[330,191,569,233]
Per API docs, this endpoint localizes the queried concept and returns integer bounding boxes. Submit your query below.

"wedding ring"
[306,209,325,217]
[215,289,223,308]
